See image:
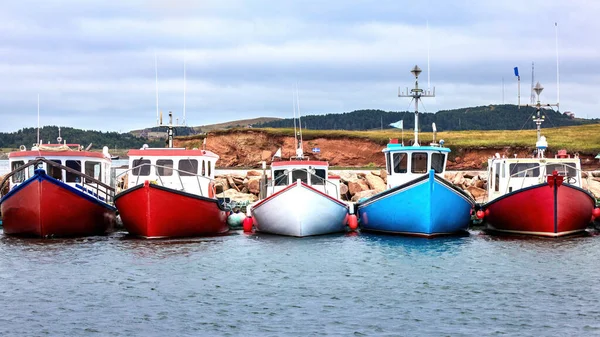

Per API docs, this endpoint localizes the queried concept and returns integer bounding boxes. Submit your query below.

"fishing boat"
[114,112,229,238]
[0,132,117,237]
[355,65,475,237]
[247,91,352,237]
[477,82,599,237]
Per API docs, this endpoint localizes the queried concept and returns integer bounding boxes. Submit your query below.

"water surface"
[1,229,599,336]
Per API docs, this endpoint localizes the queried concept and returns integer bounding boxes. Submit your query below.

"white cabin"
[486,151,582,202]
[124,147,219,197]
[6,143,113,201]
[383,140,450,188]
[267,160,341,199]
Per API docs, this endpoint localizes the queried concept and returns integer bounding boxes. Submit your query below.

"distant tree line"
[253,105,598,131]
[0,126,164,149]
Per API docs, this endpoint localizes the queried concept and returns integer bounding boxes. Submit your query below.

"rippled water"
[1,229,600,336]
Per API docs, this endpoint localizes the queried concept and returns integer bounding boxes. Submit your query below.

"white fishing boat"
[247,90,353,237]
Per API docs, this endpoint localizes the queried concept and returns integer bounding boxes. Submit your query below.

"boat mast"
[398,65,435,146]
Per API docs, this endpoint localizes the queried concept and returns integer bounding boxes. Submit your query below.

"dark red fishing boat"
[0,141,117,238]
[477,82,599,237]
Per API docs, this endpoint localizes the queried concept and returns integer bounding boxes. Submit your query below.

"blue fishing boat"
[356,65,474,237]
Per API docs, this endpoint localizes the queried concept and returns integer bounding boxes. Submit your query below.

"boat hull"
[251,182,349,237]
[114,182,229,238]
[482,181,595,237]
[0,170,116,237]
[356,171,474,237]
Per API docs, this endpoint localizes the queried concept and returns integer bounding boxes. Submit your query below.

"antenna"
[398,65,435,146]
[292,89,298,151]
[155,51,159,126]
[183,48,187,126]
[295,85,304,158]
[37,94,40,146]
[555,22,560,112]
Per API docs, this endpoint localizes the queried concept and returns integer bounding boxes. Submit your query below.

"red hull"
[1,177,116,237]
[115,182,229,238]
[483,183,595,237]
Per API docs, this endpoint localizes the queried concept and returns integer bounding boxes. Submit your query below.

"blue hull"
[356,171,474,237]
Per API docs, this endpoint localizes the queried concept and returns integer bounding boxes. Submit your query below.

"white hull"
[251,182,349,237]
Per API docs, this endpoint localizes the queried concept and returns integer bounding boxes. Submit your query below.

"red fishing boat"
[114,112,229,238]
[0,136,117,237]
[478,82,599,237]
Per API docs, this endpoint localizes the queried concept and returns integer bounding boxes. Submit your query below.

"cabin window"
[311,169,326,185]
[132,159,151,176]
[156,159,173,176]
[274,169,287,186]
[501,163,505,178]
[292,169,308,184]
[411,152,428,174]
[393,153,407,173]
[85,161,101,180]
[495,162,500,192]
[178,159,198,176]
[546,163,577,177]
[201,160,206,176]
[385,152,392,174]
[11,161,25,183]
[509,163,540,178]
[28,160,36,179]
[431,153,445,173]
[65,160,81,182]
[207,161,212,177]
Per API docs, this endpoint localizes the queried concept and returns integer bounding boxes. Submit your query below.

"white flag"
[273,148,282,158]
[389,120,403,129]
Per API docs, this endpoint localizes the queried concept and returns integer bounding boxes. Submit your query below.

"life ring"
[19,145,26,151]
[208,181,215,198]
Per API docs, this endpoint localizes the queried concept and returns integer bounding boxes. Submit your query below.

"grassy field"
[205,124,600,154]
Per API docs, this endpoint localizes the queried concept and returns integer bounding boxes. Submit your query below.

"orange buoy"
[476,210,485,219]
[208,181,215,198]
[347,214,358,231]
[592,208,600,219]
[243,216,254,232]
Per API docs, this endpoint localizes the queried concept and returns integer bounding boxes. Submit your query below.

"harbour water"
[1,229,599,336]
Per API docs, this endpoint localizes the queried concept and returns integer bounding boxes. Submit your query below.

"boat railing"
[267,168,339,198]
[116,162,220,199]
[0,157,115,204]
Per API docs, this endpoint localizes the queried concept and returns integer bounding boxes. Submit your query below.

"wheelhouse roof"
[9,150,107,159]
[271,160,328,168]
[127,148,219,159]
[383,144,450,154]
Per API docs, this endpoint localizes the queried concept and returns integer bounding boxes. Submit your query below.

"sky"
[0,0,598,132]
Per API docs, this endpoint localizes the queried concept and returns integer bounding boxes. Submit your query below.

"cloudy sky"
[0,0,598,132]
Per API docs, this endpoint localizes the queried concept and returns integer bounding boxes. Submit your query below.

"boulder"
[379,170,388,184]
[365,174,386,192]
[463,171,480,179]
[217,188,258,203]
[214,176,230,191]
[246,170,262,177]
[351,189,379,202]
[466,186,487,199]
[584,179,600,199]
[444,172,456,181]
[370,170,382,177]
[339,182,349,196]
[592,171,600,178]
[452,173,465,186]
[246,177,261,195]
[339,171,357,184]
[348,179,370,196]
[226,175,240,191]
